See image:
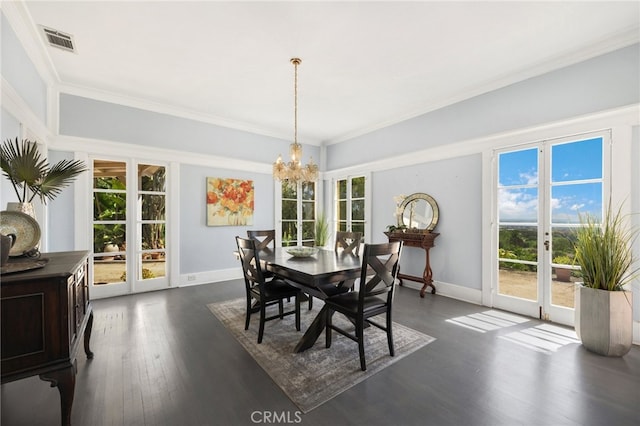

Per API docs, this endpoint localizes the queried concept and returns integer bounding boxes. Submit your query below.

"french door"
[493,131,609,325]
[90,158,169,298]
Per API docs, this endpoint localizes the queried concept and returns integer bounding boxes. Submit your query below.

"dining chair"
[324,241,402,371]
[247,229,276,251]
[247,229,313,310]
[334,231,363,256]
[236,236,301,344]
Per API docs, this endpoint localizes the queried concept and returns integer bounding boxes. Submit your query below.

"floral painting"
[206,177,254,226]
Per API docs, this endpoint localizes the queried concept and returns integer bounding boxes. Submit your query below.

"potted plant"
[573,203,638,356]
[552,254,573,282]
[0,138,86,208]
[314,212,329,247]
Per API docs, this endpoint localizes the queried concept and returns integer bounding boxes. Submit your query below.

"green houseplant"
[314,212,329,247]
[1,138,86,205]
[573,203,638,356]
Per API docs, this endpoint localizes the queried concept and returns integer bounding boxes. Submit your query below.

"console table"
[1,251,93,426]
[384,231,439,297]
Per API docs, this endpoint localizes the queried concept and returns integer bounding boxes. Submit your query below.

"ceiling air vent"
[41,26,76,53]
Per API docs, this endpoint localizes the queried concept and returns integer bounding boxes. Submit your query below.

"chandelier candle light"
[273,58,318,184]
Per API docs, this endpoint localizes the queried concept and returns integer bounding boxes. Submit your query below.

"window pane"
[551,138,602,183]
[139,165,166,191]
[352,222,364,235]
[338,201,347,220]
[352,200,364,220]
[282,181,297,199]
[93,160,126,189]
[551,183,602,223]
[337,221,347,232]
[302,221,314,240]
[302,182,315,200]
[140,254,166,280]
[351,176,365,198]
[93,224,126,253]
[337,179,347,199]
[282,222,297,246]
[94,192,126,220]
[302,201,315,220]
[282,200,297,220]
[142,223,165,250]
[499,148,538,186]
[498,188,538,223]
[140,194,165,220]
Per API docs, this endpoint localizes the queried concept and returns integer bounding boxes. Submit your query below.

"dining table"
[257,247,362,353]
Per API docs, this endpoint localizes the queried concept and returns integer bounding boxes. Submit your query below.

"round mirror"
[397,193,439,231]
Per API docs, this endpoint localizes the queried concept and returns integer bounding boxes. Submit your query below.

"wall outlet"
[187,274,196,281]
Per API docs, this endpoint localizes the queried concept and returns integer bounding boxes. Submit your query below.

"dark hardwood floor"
[2,280,639,426]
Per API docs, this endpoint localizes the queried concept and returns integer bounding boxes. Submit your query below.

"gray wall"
[180,164,275,273]
[371,154,482,289]
[328,44,640,170]
[59,94,320,165]
[0,13,47,124]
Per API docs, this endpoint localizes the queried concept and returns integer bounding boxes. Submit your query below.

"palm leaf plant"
[574,203,639,291]
[0,138,86,204]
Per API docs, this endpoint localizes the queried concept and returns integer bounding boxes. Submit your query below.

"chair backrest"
[247,229,276,251]
[358,241,402,305]
[236,236,266,292]
[334,231,363,255]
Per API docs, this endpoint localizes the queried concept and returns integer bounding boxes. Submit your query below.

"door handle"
[544,240,550,251]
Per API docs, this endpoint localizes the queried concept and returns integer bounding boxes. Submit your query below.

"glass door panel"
[497,148,539,307]
[139,164,166,281]
[92,160,127,288]
[493,133,606,325]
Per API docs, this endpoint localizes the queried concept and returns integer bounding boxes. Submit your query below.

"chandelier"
[273,58,318,184]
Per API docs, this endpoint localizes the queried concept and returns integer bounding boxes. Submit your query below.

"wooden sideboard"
[1,251,93,426]
[384,231,439,297]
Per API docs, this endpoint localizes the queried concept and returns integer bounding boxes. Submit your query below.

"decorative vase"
[6,202,40,250]
[6,202,36,218]
[103,243,119,261]
[577,286,633,357]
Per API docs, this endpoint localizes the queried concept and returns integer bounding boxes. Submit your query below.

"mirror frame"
[397,192,439,232]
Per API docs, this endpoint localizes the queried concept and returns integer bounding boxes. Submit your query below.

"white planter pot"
[577,286,633,357]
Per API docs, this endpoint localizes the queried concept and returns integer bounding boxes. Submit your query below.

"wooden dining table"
[258,247,362,352]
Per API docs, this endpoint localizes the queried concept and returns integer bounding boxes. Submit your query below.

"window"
[280,181,316,247]
[335,175,367,239]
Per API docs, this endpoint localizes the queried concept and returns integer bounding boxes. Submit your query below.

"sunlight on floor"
[445,310,530,333]
[500,324,580,353]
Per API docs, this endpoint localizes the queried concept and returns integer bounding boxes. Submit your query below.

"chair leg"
[325,309,333,348]
[278,300,284,318]
[245,296,252,330]
[308,295,313,310]
[295,294,301,331]
[258,304,266,344]
[357,319,366,371]
[387,312,395,357]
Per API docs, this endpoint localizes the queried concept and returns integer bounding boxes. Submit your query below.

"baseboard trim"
[398,280,483,305]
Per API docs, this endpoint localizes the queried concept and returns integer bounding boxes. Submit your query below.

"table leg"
[40,364,76,426]
[294,305,334,353]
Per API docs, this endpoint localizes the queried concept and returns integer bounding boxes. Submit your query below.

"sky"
[498,137,603,224]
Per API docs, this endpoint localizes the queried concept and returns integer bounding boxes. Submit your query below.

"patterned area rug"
[207,298,435,413]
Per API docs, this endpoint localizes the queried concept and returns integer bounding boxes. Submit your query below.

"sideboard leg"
[84,310,94,359]
[40,364,76,426]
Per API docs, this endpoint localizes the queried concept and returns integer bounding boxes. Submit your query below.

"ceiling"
[18,1,640,145]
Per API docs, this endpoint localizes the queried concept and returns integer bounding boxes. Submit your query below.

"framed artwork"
[206,177,254,226]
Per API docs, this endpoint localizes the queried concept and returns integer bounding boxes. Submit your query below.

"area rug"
[207,298,435,413]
